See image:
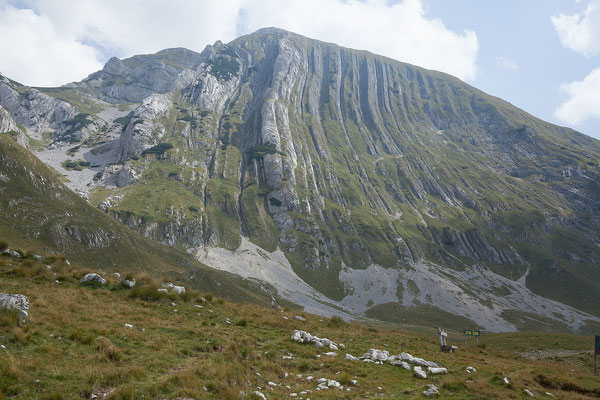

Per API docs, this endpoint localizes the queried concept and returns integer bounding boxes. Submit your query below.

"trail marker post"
[463,329,481,346]
[595,335,599,376]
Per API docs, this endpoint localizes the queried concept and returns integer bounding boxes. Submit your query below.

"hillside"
[0,28,599,331]
[0,131,276,306]
[1,250,600,399]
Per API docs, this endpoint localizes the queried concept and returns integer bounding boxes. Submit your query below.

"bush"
[129,283,167,301]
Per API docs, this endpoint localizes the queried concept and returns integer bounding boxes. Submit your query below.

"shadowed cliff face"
[1,28,600,330]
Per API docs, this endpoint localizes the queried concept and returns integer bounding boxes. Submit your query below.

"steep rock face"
[79,28,600,321]
[1,28,600,330]
[79,48,205,103]
[0,75,76,132]
[0,105,17,133]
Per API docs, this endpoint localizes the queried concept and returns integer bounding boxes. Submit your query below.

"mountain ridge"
[1,27,599,332]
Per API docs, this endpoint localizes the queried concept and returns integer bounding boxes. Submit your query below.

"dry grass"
[0,252,599,399]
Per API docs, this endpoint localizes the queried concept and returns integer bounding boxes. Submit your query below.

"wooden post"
[595,335,599,376]
[476,336,479,346]
[464,335,467,346]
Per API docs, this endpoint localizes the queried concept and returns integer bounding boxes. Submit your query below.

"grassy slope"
[0,133,273,306]
[1,252,599,400]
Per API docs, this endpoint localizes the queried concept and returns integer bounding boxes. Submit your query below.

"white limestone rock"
[122,279,136,288]
[428,367,447,375]
[79,273,106,285]
[0,293,29,326]
[423,384,439,397]
[413,366,427,379]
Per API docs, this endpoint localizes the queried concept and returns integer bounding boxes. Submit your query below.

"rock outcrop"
[79,273,107,285]
[0,293,29,326]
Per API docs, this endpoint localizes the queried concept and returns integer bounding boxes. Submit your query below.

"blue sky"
[0,0,598,138]
[425,0,600,138]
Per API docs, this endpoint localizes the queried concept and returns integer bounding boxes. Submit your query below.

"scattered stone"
[157,288,168,293]
[172,285,185,294]
[267,381,277,387]
[428,367,447,375]
[323,352,337,357]
[503,377,509,385]
[45,264,52,270]
[524,389,535,397]
[122,279,136,288]
[0,293,29,325]
[3,249,20,258]
[224,318,231,325]
[0,345,6,349]
[294,315,306,321]
[65,260,70,266]
[466,366,477,374]
[414,366,427,379]
[113,273,121,278]
[254,391,266,400]
[345,353,358,361]
[362,348,390,362]
[545,392,555,397]
[79,273,106,285]
[350,379,357,385]
[32,254,42,260]
[124,323,133,328]
[423,384,439,397]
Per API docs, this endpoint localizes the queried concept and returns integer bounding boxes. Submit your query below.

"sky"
[0,0,599,139]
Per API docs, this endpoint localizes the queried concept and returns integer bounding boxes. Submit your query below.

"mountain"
[0,109,277,306]
[1,27,599,332]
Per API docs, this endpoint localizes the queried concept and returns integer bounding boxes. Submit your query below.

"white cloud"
[555,68,600,125]
[237,0,479,81]
[1,0,479,86]
[551,0,600,57]
[496,56,518,70]
[0,6,103,86]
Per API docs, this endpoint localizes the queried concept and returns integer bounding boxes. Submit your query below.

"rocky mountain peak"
[0,28,599,332]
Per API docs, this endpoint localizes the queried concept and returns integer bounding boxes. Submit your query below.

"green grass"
[1,251,599,399]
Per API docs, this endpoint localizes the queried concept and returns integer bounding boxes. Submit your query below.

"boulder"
[362,348,390,361]
[423,384,439,397]
[122,279,136,288]
[172,285,185,294]
[428,367,447,375]
[0,293,29,326]
[79,273,106,285]
[414,366,427,379]
[3,249,20,258]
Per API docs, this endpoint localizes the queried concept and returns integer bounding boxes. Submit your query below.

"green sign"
[596,335,600,355]
[463,330,481,337]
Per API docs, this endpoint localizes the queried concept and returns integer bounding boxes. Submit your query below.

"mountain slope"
[0,127,275,306]
[1,28,599,332]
